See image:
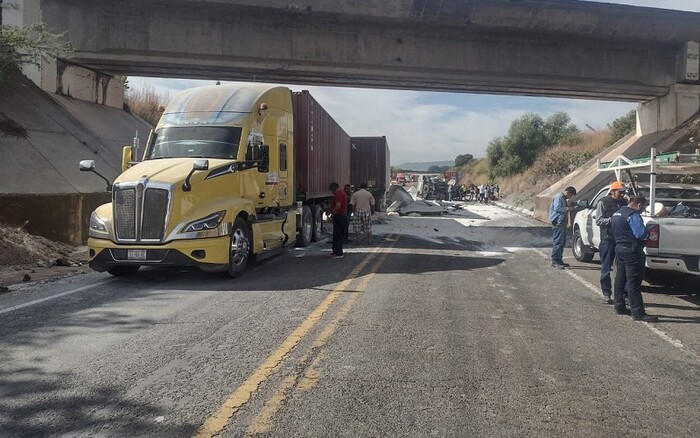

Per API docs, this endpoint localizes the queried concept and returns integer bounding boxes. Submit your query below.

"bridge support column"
[2,0,124,108]
[637,84,700,135]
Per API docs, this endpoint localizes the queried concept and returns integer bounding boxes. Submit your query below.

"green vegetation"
[456,110,638,210]
[427,165,451,173]
[0,23,72,83]
[454,154,474,167]
[608,110,636,145]
[486,112,580,180]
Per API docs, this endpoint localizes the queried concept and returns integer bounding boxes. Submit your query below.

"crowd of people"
[447,183,500,203]
[548,184,658,322]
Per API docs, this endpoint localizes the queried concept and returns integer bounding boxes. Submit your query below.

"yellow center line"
[245,242,396,435]
[194,242,388,438]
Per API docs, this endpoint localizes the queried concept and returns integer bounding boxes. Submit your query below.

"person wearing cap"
[595,181,628,304]
[611,196,658,322]
[548,186,577,269]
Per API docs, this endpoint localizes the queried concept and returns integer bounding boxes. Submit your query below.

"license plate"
[127,249,147,261]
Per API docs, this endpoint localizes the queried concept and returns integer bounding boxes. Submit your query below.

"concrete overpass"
[20,0,699,100]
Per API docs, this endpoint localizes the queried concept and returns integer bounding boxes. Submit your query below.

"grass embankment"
[458,131,611,211]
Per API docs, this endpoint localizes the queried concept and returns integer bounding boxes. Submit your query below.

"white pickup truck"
[572,182,700,283]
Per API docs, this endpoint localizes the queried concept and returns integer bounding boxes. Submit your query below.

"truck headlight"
[181,211,226,233]
[89,212,109,236]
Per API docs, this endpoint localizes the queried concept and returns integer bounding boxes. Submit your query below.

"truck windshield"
[146,126,242,160]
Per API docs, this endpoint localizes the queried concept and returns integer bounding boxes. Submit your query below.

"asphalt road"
[1,203,698,437]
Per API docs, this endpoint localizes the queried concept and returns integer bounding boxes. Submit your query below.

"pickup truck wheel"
[572,229,594,262]
[228,217,251,278]
[296,206,313,247]
[107,265,140,276]
[310,205,323,242]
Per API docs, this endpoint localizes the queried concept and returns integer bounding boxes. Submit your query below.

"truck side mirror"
[121,146,133,172]
[258,145,270,173]
[79,160,95,171]
[79,160,112,191]
[183,159,210,192]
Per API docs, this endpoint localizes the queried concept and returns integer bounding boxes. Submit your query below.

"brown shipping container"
[292,91,351,201]
[350,136,391,191]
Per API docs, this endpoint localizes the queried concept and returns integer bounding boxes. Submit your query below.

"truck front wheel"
[572,229,594,262]
[228,217,251,278]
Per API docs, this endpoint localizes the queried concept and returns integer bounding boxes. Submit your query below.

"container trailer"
[350,136,390,210]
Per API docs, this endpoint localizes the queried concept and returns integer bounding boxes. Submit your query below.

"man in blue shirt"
[611,196,658,322]
[548,186,577,269]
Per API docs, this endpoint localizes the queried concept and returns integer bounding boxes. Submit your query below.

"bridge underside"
[43,0,700,101]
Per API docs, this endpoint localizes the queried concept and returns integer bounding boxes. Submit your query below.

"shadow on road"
[0,366,198,437]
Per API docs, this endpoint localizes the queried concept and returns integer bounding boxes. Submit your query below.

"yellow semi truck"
[80,84,351,277]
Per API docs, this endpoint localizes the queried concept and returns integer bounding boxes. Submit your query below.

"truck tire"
[310,205,323,242]
[107,265,140,276]
[228,217,251,278]
[572,229,594,262]
[296,206,313,247]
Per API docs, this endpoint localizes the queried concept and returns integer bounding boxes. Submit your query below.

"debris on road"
[0,222,89,287]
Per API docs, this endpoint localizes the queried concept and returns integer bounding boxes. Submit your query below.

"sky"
[128,0,699,166]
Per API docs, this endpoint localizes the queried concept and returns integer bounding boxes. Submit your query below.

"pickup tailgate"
[653,218,700,258]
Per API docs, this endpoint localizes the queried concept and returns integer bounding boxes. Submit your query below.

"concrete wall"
[637,84,700,135]
[0,193,111,245]
[0,71,150,243]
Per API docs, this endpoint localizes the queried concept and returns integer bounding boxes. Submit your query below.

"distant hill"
[395,160,453,172]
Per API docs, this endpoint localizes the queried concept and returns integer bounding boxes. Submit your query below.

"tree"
[0,23,72,83]
[545,112,580,146]
[486,112,580,179]
[427,165,443,173]
[608,110,636,145]
[455,153,474,167]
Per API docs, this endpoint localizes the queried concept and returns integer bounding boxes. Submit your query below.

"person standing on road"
[548,186,577,269]
[350,182,376,245]
[329,182,348,259]
[611,196,658,322]
[596,181,628,304]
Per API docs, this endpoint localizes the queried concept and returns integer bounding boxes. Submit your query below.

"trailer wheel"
[107,265,140,276]
[310,205,323,242]
[228,217,251,278]
[296,206,313,247]
[572,229,594,262]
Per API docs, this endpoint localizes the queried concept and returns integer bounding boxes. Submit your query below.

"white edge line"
[0,279,113,315]
[531,248,690,353]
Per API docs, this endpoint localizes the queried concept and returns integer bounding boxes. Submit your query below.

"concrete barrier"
[0,193,111,245]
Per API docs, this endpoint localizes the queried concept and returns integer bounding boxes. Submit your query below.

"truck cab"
[82,85,297,277]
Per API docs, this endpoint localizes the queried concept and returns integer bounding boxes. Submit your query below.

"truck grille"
[113,182,171,242]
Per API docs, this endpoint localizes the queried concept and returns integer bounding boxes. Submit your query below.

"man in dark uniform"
[595,181,628,304]
[611,196,658,322]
